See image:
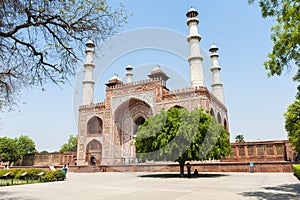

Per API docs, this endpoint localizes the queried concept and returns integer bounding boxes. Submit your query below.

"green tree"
[248,0,300,97]
[0,135,36,166]
[284,99,300,153]
[135,107,231,177]
[0,137,18,166]
[0,0,128,109]
[235,134,245,143]
[16,135,37,155]
[59,135,78,152]
[249,0,300,153]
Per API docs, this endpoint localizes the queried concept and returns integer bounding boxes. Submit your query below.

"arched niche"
[210,108,215,117]
[87,116,103,135]
[224,118,228,130]
[217,113,222,124]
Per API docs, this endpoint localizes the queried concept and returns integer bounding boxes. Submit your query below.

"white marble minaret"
[125,64,133,83]
[209,44,224,104]
[82,40,95,105]
[186,8,204,87]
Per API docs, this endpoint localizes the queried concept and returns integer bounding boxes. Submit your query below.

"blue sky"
[0,0,297,151]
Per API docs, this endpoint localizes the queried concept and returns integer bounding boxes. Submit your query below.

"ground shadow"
[139,173,228,179]
[240,183,300,200]
[0,191,10,200]
[0,191,37,200]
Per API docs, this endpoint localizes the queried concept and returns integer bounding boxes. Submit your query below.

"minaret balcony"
[188,55,203,62]
[210,66,221,71]
[210,52,219,58]
[85,48,95,54]
[82,80,95,84]
[186,18,199,25]
[187,35,201,42]
[84,63,95,68]
[212,83,223,87]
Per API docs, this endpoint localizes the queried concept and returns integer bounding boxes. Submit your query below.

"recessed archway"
[114,98,153,160]
[86,140,102,165]
[210,108,215,117]
[217,113,222,124]
[87,116,103,135]
[224,118,228,130]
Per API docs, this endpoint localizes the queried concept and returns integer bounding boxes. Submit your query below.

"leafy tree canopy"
[249,0,300,153]
[59,135,77,152]
[284,99,300,152]
[0,0,128,109]
[135,107,231,177]
[235,134,245,143]
[0,135,36,166]
[248,0,300,97]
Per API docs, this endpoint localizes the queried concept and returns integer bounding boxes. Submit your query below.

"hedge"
[41,170,66,182]
[293,164,300,180]
[0,168,65,183]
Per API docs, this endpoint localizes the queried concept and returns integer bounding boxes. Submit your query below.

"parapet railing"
[106,77,164,90]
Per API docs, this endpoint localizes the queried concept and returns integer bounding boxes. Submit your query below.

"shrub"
[53,170,66,181]
[41,170,65,182]
[0,169,11,178]
[293,164,300,180]
[26,168,46,180]
[14,169,27,179]
[0,169,23,179]
[0,168,64,183]
[41,171,56,182]
[0,168,47,179]
[10,168,23,178]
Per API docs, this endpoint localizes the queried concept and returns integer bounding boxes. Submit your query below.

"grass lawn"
[0,178,40,187]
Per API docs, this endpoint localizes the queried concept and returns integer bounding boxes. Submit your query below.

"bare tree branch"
[0,0,128,110]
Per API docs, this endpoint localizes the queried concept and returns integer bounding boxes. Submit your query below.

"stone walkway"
[0,172,299,200]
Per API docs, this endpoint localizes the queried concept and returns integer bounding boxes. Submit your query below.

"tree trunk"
[179,161,185,178]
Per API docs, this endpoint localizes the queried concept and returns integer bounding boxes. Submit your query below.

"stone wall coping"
[167,86,207,95]
[231,140,289,146]
[106,77,164,90]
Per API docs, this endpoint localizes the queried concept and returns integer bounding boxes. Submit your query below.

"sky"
[0,0,297,152]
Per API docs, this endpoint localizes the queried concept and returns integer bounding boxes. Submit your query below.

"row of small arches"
[86,106,228,135]
[210,108,228,129]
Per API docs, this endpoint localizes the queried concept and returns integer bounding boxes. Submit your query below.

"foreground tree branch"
[248,0,300,96]
[249,0,300,153]
[0,0,128,110]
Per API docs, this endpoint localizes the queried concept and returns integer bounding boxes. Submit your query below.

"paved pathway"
[0,172,299,200]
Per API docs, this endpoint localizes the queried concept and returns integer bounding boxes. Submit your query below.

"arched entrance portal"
[114,98,152,163]
[86,140,102,165]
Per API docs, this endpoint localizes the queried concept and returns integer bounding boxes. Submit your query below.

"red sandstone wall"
[223,140,296,163]
[19,152,77,166]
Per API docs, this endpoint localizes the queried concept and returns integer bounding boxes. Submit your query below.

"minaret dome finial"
[186,7,198,18]
[86,40,95,48]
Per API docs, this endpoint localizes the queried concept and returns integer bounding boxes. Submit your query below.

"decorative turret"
[209,44,224,104]
[186,7,204,88]
[82,40,95,105]
[125,64,133,83]
[148,65,169,87]
[105,74,123,87]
